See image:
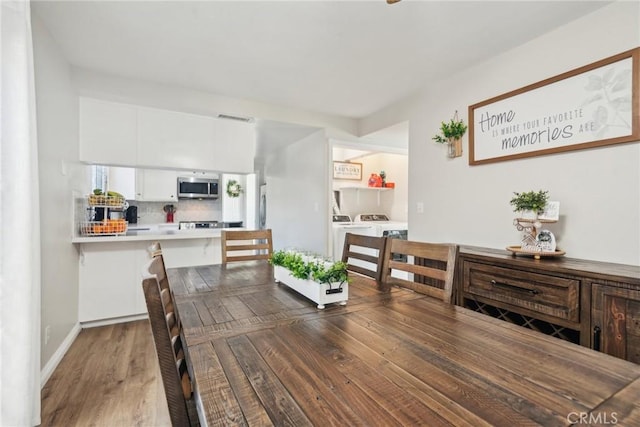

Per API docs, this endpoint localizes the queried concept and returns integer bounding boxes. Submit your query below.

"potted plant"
[269,250,349,309]
[432,112,468,158]
[509,190,549,220]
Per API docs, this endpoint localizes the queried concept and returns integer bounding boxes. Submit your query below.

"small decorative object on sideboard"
[432,110,468,158]
[269,250,350,309]
[507,190,565,259]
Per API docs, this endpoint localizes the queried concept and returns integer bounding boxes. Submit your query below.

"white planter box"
[274,265,348,309]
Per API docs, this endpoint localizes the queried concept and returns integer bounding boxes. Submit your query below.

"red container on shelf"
[367,173,383,187]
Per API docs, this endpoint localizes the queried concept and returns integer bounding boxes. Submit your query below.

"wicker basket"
[80,220,128,236]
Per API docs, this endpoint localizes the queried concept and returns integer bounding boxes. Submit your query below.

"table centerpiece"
[269,250,350,309]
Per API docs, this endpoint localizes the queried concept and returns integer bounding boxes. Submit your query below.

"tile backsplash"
[130,199,222,224]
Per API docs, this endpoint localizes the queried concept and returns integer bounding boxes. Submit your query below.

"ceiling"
[32,0,610,153]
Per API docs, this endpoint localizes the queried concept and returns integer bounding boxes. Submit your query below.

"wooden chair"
[221,229,273,263]
[146,244,170,291]
[381,239,459,303]
[341,233,387,285]
[148,241,163,258]
[142,257,199,426]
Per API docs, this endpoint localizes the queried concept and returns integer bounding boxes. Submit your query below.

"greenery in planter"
[509,190,549,214]
[432,117,468,144]
[269,250,350,284]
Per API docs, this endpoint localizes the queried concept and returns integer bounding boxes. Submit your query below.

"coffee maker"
[125,205,138,224]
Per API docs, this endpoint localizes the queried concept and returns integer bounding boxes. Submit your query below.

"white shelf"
[340,186,392,191]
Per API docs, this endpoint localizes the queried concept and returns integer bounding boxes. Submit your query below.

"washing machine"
[331,214,375,261]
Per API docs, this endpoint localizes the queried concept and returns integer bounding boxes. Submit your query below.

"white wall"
[221,174,247,223]
[360,2,640,265]
[265,130,329,255]
[32,15,87,371]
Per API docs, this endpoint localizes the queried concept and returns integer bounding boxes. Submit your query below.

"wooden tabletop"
[168,261,640,427]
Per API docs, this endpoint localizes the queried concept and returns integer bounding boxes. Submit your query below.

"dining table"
[168,260,640,426]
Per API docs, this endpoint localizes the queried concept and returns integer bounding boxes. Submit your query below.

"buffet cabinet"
[456,246,640,363]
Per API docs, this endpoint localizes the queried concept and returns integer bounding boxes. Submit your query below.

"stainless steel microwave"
[177,177,219,199]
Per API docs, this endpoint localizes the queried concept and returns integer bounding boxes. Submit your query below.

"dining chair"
[141,266,199,426]
[341,232,387,286]
[148,241,163,258]
[221,229,273,263]
[381,239,459,303]
[146,243,170,291]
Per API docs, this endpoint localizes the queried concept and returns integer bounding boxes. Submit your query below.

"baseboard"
[80,313,148,329]
[40,322,82,388]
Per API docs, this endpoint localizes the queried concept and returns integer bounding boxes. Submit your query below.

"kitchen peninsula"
[72,224,242,325]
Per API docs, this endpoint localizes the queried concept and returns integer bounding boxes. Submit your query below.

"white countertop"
[71,224,242,243]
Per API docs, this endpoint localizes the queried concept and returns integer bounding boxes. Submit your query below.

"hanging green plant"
[432,110,468,158]
[226,180,243,198]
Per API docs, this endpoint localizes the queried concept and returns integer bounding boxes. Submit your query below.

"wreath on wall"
[226,180,243,198]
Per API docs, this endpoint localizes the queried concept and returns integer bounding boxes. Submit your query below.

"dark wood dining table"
[168,261,640,426]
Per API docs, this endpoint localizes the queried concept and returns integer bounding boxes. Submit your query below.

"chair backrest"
[148,241,163,258]
[221,229,273,263]
[341,233,387,284]
[141,272,197,426]
[381,239,458,303]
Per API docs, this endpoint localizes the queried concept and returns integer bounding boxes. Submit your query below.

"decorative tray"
[506,246,566,259]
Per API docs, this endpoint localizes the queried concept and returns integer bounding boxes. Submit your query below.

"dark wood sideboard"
[456,246,640,364]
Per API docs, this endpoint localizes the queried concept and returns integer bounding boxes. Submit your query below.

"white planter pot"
[273,265,348,309]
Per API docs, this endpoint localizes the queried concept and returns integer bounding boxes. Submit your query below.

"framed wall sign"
[469,48,639,165]
[333,161,362,180]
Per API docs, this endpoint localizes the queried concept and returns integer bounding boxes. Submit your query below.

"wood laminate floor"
[40,320,170,427]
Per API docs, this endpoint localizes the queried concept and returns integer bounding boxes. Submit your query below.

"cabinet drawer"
[463,262,580,323]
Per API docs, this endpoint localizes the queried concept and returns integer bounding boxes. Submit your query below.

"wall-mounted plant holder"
[432,110,467,159]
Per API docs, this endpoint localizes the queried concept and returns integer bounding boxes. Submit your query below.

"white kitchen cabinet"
[78,241,149,322]
[137,107,215,170]
[212,118,256,173]
[79,97,138,166]
[80,97,256,173]
[135,169,177,201]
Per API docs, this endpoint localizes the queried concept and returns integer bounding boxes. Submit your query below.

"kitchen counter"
[71,224,244,243]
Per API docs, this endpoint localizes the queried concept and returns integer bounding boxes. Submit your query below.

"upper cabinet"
[137,107,215,170]
[79,98,138,166]
[79,97,256,173]
[135,169,178,202]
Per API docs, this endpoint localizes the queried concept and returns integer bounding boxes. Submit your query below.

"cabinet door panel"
[592,283,640,363]
[79,98,137,166]
[135,169,177,202]
[137,107,214,170]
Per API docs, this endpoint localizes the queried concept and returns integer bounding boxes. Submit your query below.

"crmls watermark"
[567,412,618,425]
